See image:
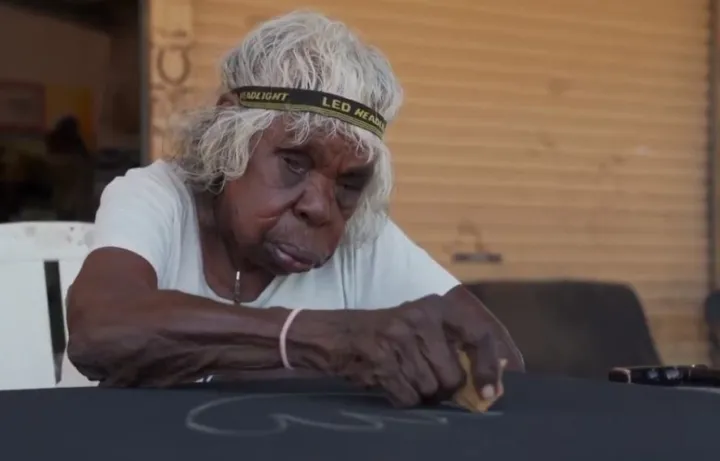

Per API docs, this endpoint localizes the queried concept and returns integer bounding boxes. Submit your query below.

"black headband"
[230,86,387,138]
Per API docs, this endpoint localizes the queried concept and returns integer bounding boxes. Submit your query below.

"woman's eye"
[336,181,365,209]
[283,155,308,175]
[340,182,364,193]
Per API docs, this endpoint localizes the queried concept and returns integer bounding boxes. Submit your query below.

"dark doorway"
[0,0,143,223]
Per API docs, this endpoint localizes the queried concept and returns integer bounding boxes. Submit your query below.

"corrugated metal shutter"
[191,0,710,363]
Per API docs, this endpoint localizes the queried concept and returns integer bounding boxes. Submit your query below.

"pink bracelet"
[279,308,303,369]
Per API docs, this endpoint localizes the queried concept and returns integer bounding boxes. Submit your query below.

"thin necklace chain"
[233,270,241,304]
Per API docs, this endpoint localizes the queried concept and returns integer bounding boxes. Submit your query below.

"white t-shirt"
[90,160,459,310]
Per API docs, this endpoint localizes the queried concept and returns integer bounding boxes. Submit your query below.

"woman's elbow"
[65,288,144,384]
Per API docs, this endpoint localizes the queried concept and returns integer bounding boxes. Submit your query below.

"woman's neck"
[194,191,274,303]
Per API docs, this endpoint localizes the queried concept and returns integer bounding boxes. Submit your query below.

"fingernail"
[481,384,495,400]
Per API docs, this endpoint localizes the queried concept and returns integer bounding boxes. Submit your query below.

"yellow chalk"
[452,351,507,413]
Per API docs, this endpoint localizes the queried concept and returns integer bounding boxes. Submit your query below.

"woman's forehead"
[259,119,376,169]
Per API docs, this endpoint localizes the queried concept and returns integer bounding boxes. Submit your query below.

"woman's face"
[215,119,375,275]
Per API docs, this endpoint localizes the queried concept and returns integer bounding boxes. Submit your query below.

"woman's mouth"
[267,242,321,273]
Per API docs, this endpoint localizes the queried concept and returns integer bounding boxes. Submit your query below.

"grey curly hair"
[167,10,404,245]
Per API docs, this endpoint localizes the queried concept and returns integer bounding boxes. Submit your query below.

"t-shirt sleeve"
[89,165,178,282]
[350,219,460,309]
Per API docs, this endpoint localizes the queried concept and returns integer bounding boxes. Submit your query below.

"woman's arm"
[67,247,352,387]
[69,246,521,406]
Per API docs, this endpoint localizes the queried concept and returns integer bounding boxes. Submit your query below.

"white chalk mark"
[185,392,502,437]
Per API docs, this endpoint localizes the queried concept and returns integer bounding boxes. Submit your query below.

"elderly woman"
[67,11,523,407]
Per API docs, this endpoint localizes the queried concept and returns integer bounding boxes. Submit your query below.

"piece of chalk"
[452,351,507,413]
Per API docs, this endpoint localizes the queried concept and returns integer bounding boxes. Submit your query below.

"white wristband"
[279,308,303,370]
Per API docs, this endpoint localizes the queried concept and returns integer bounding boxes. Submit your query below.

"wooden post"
[147,0,194,161]
[709,1,720,290]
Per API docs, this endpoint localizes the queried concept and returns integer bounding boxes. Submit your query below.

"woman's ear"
[216,92,238,107]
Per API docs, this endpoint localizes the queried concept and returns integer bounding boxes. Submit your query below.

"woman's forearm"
[67,288,353,386]
[67,283,521,387]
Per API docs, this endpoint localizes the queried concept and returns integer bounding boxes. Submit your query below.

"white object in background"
[0,221,96,390]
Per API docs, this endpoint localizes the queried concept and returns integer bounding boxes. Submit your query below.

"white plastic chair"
[0,221,95,390]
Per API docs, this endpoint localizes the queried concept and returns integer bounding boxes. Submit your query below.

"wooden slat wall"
[186,0,711,363]
[148,0,194,158]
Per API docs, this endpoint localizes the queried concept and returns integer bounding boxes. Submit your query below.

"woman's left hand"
[441,285,525,372]
[334,285,524,407]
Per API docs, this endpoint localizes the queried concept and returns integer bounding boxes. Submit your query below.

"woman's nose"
[293,179,333,227]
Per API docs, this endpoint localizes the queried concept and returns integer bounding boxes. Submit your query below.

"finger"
[339,354,376,389]
[397,342,438,399]
[419,333,464,400]
[440,286,525,372]
[378,372,420,408]
[466,334,502,399]
[495,358,508,398]
[495,332,525,372]
[375,349,420,407]
[343,369,375,390]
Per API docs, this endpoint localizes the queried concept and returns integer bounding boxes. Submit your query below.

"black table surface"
[1,372,719,461]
